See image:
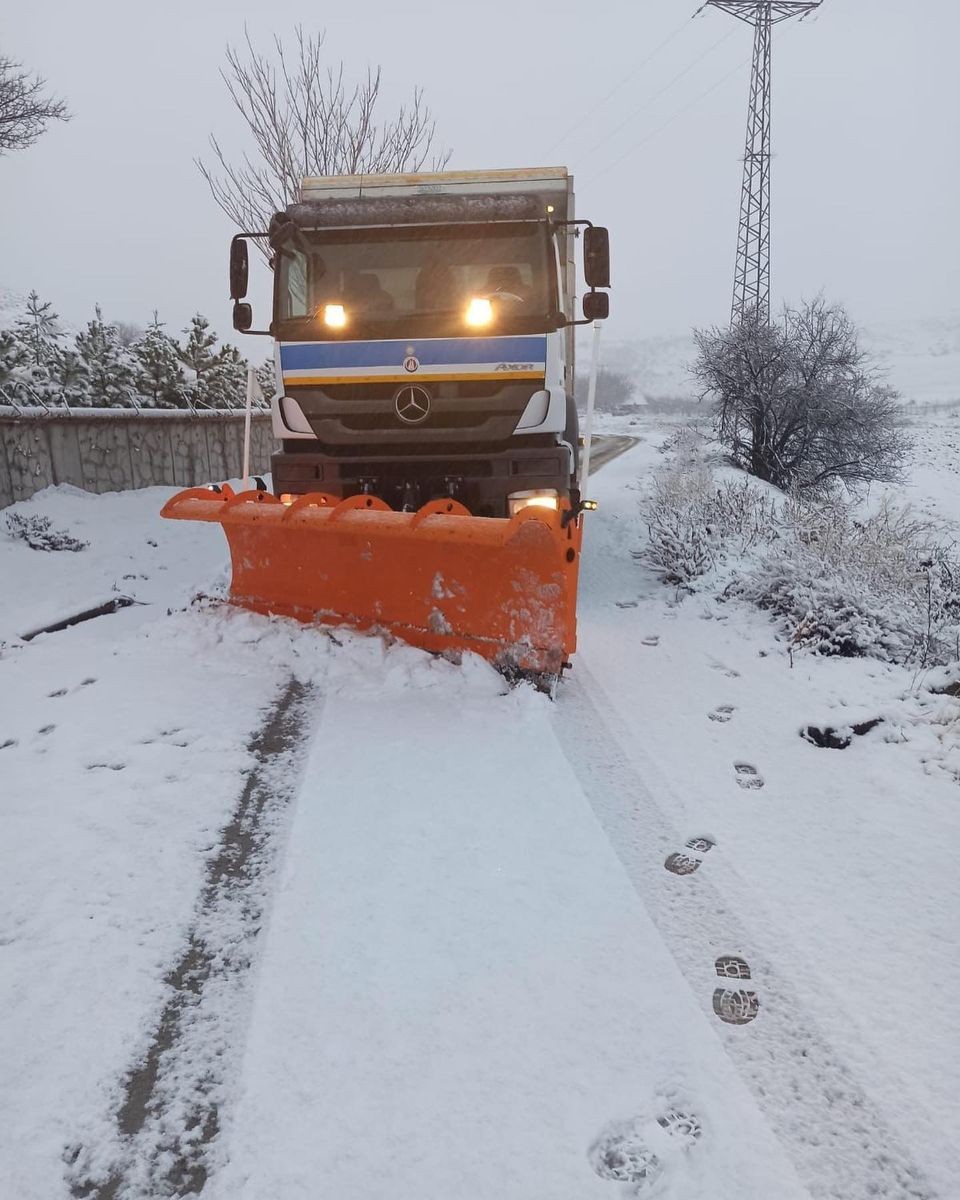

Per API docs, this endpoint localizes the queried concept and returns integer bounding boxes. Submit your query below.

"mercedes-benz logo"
[394,384,431,424]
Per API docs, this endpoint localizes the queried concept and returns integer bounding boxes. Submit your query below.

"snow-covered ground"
[601,314,960,408]
[2,416,958,1198]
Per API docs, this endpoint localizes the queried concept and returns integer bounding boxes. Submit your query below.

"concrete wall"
[0,407,278,508]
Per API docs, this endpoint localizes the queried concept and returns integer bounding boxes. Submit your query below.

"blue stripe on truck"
[279,336,547,370]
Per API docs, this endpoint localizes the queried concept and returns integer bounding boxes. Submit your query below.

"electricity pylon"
[707,1,821,325]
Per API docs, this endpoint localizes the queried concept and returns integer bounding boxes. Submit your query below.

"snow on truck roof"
[299,167,571,203]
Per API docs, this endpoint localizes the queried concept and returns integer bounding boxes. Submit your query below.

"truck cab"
[230,168,610,518]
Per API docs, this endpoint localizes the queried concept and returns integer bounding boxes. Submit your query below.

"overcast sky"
[3,0,958,344]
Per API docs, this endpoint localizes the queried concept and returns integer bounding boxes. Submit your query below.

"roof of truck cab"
[300,167,571,202]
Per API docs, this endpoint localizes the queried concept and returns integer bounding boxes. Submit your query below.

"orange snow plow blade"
[161,487,583,676]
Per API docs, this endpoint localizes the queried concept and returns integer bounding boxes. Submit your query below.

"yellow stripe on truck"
[283,372,547,386]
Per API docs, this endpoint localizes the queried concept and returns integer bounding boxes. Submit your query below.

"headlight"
[508,489,559,516]
[465,297,494,327]
[323,303,347,328]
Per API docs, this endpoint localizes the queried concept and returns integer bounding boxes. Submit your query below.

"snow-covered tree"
[196,342,247,410]
[54,345,88,407]
[14,290,61,367]
[0,297,264,411]
[0,326,28,398]
[694,298,909,493]
[256,356,276,402]
[0,291,65,406]
[178,313,219,380]
[74,305,137,408]
[134,314,186,408]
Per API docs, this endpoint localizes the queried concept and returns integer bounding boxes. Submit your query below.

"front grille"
[339,410,490,432]
[318,380,518,402]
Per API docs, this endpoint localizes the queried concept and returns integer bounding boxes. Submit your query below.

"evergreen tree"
[0,327,28,400]
[198,342,248,409]
[134,313,186,408]
[256,356,276,402]
[53,344,89,408]
[178,313,218,379]
[74,305,137,408]
[14,290,61,367]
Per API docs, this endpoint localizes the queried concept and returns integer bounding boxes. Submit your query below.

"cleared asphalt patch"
[65,678,319,1200]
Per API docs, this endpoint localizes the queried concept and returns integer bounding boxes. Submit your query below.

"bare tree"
[694,298,909,492]
[0,56,69,153]
[576,367,637,414]
[114,321,145,348]
[198,27,451,235]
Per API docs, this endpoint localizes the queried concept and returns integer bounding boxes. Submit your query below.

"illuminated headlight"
[508,489,559,516]
[323,303,347,328]
[465,297,494,327]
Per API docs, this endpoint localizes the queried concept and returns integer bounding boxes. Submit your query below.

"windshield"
[274,222,556,339]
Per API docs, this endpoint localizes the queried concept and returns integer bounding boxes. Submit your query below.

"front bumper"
[271,441,574,518]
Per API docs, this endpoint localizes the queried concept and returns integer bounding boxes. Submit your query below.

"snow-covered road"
[1,426,956,1199]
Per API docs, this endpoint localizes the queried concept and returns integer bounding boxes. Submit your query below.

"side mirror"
[582,290,610,321]
[230,237,249,300]
[584,226,610,289]
[233,301,253,332]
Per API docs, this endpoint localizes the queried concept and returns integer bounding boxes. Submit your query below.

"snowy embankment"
[1,421,958,1198]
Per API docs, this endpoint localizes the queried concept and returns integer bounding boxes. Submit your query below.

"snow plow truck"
[161,167,611,682]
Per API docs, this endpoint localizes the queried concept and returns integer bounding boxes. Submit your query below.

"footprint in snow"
[664,852,700,876]
[0,738,17,751]
[664,836,715,876]
[86,762,127,772]
[715,954,752,980]
[590,1106,703,1191]
[641,635,660,647]
[710,662,741,679]
[38,724,55,736]
[140,727,191,749]
[80,678,96,687]
[656,1108,703,1148]
[713,986,760,1025]
[708,705,735,723]
[734,762,764,789]
[713,955,760,1024]
[616,600,639,609]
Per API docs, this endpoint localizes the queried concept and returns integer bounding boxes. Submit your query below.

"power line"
[545,4,711,157]
[576,26,738,166]
[592,54,750,181]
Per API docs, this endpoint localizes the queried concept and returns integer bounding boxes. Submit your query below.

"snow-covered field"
[2,417,958,1198]
[602,313,960,408]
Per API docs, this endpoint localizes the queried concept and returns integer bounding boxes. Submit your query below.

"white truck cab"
[229,167,610,517]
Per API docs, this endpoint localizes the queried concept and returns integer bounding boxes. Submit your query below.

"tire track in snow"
[65,678,320,1200]
[554,663,939,1200]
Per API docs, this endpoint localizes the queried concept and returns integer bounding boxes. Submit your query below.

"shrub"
[735,498,960,665]
[641,468,779,587]
[5,512,87,551]
[640,453,960,666]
